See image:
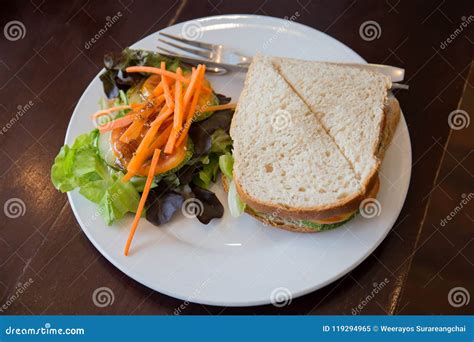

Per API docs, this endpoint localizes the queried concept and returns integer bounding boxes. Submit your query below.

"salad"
[51,49,236,255]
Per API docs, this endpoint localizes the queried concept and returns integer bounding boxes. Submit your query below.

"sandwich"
[221,54,400,232]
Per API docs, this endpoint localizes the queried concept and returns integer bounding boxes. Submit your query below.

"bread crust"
[377,95,401,159]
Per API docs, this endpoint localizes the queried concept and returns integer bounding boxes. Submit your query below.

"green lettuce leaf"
[193,154,220,189]
[51,130,141,225]
[228,180,246,217]
[192,129,232,189]
[219,154,234,180]
[210,129,232,154]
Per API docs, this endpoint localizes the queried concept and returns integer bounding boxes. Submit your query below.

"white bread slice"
[230,55,364,220]
[272,57,391,192]
[224,96,399,233]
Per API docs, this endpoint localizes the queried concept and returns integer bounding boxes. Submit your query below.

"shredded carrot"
[91,105,131,119]
[147,124,172,153]
[119,96,165,143]
[203,103,237,112]
[164,130,178,155]
[163,68,185,154]
[160,62,174,110]
[126,66,212,93]
[98,115,133,133]
[151,82,164,96]
[174,68,184,129]
[183,66,202,114]
[176,65,206,147]
[150,106,174,128]
[126,66,188,82]
[126,124,172,178]
[124,148,161,256]
[122,106,174,181]
[119,118,145,143]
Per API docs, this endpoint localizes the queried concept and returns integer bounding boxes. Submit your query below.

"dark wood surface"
[0,0,472,315]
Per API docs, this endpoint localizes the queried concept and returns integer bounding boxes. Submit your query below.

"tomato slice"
[141,74,161,97]
[311,211,356,224]
[137,141,187,176]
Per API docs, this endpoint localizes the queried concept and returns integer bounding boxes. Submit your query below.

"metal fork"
[157,32,407,85]
[159,32,252,66]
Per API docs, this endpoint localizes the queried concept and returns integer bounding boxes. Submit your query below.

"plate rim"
[65,14,412,307]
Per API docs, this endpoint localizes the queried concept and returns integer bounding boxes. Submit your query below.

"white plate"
[66,15,411,306]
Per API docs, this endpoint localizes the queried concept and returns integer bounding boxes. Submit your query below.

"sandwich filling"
[247,206,358,231]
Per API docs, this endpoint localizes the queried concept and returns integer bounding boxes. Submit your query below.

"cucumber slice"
[157,139,195,177]
[194,92,219,122]
[97,131,117,168]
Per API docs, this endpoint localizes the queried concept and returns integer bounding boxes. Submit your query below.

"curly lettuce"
[51,130,140,225]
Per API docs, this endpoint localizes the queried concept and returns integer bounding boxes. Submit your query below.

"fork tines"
[159,32,214,59]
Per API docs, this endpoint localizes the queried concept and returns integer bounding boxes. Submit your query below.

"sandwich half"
[272,57,392,192]
[225,54,398,232]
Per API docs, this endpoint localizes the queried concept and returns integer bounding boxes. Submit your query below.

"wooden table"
[0,0,472,315]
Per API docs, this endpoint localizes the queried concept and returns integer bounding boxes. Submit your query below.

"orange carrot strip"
[152,82,164,96]
[91,105,131,119]
[174,68,183,129]
[119,118,145,143]
[182,65,202,114]
[176,65,206,147]
[126,66,188,82]
[203,103,237,112]
[124,148,161,256]
[122,106,173,181]
[98,115,133,133]
[119,96,165,143]
[163,68,184,154]
[130,124,173,173]
[147,124,172,153]
[126,66,212,93]
[160,62,174,110]
[164,128,178,155]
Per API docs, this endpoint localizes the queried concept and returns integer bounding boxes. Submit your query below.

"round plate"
[66,15,411,306]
